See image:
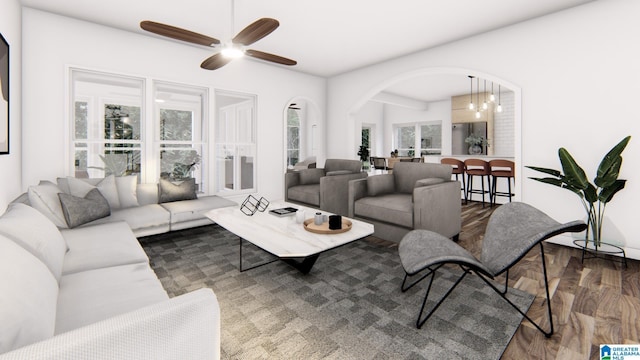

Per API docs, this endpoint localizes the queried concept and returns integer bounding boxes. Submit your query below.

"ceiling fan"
[140,3,296,71]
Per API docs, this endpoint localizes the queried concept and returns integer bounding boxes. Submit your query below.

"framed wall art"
[0,32,8,154]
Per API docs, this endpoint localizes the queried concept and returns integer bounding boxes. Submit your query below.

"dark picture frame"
[0,32,8,154]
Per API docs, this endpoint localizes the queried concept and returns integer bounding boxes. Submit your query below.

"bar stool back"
[464,159,491,207]
[440,158,467,203]
[489,159,515,206]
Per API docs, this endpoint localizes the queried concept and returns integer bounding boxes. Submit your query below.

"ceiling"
[20,0,595,101]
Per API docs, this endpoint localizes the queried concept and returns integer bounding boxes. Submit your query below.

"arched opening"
[348,67,522,202]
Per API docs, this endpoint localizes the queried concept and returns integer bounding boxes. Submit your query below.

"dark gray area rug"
[141,225,534,360]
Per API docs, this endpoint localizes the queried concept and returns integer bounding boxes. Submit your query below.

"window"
[361,125,372,157]
[215,91,256,194]
[393,121,442,157]
[71,70,144,179]
[155,81,207,191]
[286,108,300,168]
[70,69,208,189]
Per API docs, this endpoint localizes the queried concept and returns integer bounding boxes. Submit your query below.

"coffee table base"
[239,237,320,274]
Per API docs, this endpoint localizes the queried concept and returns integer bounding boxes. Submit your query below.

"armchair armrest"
[320,172,367,216]
[348,178,369,217]
[0,288,220,360]
[284,172,301,202]
[413,181,462,239]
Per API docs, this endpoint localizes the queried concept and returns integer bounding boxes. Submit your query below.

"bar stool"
[440,158,467,203]
[464,159,491,208]
[489,159,515,206]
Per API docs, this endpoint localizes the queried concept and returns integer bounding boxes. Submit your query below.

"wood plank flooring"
[456,201,640,360]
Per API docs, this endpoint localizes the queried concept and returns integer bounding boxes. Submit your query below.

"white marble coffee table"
[205,201,374,273]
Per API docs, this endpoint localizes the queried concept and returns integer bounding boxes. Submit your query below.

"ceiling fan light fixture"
[221,44,245,58]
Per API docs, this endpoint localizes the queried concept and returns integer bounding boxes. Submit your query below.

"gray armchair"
[348,162,461,242]
[285,159,367,216]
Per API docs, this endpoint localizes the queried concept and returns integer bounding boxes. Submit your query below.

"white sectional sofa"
[0,176,238,358]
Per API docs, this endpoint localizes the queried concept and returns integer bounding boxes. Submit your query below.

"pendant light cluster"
[467,75,503,119]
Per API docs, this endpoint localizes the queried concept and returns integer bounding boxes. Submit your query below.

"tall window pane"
[155,82,207,191]
[287,108,300,167]
[71,69,144,179]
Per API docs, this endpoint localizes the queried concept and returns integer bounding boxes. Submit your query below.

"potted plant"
[357,145,370,170]
[526,135,631,248]
[464,134,488,155]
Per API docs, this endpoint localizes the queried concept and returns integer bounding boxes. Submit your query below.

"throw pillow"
[298,168,325,185]
[115,175,139,208]
[27,181,68,228]
[367,174,395,197]
[58,188,111,228]
[158,178,198,203]
[0,203,68,282]
[62,175,121,209]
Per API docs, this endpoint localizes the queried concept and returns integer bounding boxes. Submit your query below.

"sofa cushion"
[354,193,413,228]
[366,174,395,197]
[158,178,198,203]
[55,262,168,334]
[137,183,160,205]
[28,181,68,228]
[161,195,237,224]
[58,188,111,228]
[115,175,140,208]
[59,175,121,210]
[287,184,320,206]
[0,234,58,354]
[0,203,67,281]
[60,221,149,275]
[81,204,171,234]
[298,168,325,185]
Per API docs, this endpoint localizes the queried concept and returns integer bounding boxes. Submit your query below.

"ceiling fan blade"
[140,20,220,46]
[200,53,232,70]
[232,18,279,46]
[245,49,297,66]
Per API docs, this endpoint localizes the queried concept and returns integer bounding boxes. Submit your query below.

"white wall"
[21,8,326,203]
[327,0,640,258]
[0,0,22,211]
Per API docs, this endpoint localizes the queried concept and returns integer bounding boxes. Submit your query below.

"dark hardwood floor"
[456,201,640,360]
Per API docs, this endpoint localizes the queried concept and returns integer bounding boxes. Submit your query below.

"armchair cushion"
[326,170,352,176]
[324,159,362,174]
[393,162,452,194]
[298,168,325,185]
[366,174,395,197]
[354,194,413,228]
[287,184,320,206]
[415,178,446,187]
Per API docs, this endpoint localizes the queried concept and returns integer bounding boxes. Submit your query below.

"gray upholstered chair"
[285,159,367,216]
[398,202,587,335]
[348,162,461,242]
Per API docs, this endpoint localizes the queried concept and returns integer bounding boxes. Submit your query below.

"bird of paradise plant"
[526,135,631,247]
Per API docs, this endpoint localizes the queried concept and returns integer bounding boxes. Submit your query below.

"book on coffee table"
[268,207,298,217]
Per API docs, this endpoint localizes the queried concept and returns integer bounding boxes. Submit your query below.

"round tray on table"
[303,219,352,234]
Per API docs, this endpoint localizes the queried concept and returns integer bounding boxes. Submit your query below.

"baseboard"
[546,234,640,261]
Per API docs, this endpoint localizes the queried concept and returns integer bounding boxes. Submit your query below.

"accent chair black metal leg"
[401,264,441,293]
[476,242,554,337]
[416,267,468,329]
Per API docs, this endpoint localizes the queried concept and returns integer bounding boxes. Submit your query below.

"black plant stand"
[573,239,628,268]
